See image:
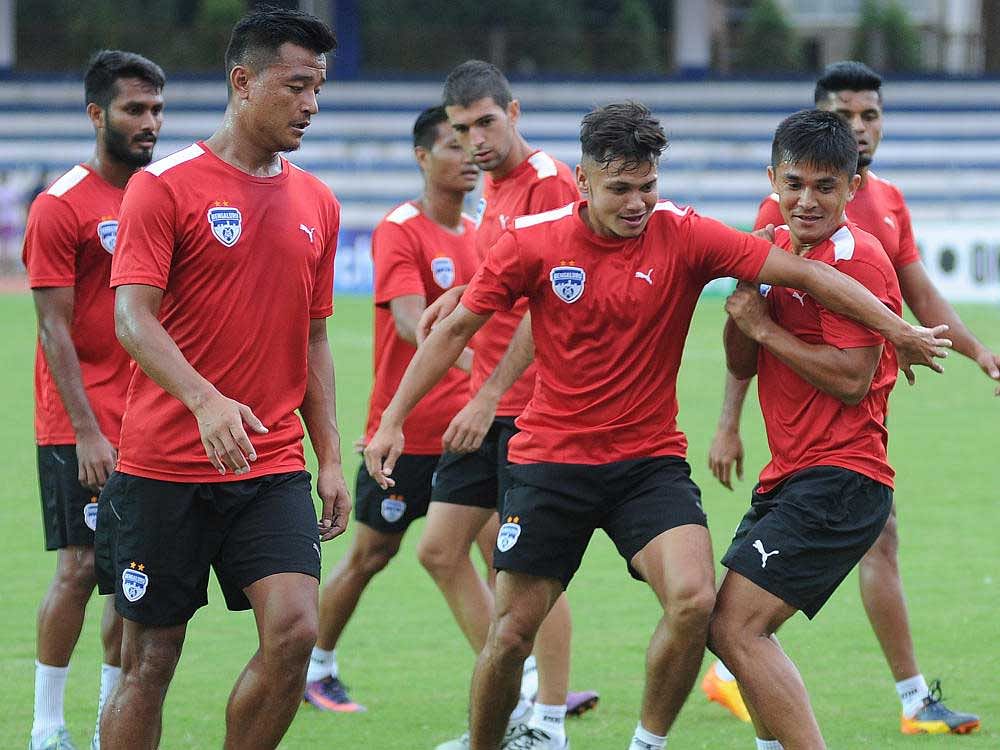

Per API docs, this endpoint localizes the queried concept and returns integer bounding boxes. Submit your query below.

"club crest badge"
[497,515,522,552]
[207,205,242,247]
[380,495,406,523]
[122,565,149,602]
[474,198,487,228]
[83,501,98,531]
[549,266,586,304]
[431,257,455,289]
[758,284,772,297]
[97,220,118,254]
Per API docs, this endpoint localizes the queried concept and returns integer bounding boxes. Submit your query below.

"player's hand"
[75,428,117,492]
[363,421,404,490]
[894,324,951,386]
[752,223,775,243]
[442,392,497,454]
[973,347,1000,394]
[708,428,744,491]
[317,463,351,541]
[192,392,268,475]
[352,435,367,454]
[417,287,464,344]
[725,281,772,341]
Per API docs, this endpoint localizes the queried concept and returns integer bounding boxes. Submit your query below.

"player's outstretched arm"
[755,247,951,385]
[301,318,350,541]
[32,287,116,491]
[115,284,268,476]
[392,293,474,372]
[727,282,881,405]
[365,303,489,489]
[416,284,467,344]
[897,261,1000,390]
[443,311,535,454]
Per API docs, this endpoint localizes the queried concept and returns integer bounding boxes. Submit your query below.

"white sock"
[715,660,736,682]
[520,654,539,702]
[509,693,533,726]
[32,661,69,744]
[306,647,337,683]
[755,739,783,750]
[629,722,666,750]
[529,702,566,742]
[896,674,929,718]
[93,663,121,748]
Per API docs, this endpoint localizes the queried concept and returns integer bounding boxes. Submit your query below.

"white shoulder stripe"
[653,200,689,216]
[386,202,420,225]
[768,192,779,203]
[46,165,89,197]
[146,143,205,177]
[831,225,856,261]
[527,151,558,179]
[513,202,574,230]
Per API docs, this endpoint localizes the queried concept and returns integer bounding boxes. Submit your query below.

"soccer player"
[304,105,481,712]
[422,60,593,750]
[22,49,164,750]
[93,10,347,750]
[703,61,987,736]
[364,102,949,750]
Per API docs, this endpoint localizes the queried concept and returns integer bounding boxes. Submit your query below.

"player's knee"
[54,548,98,598]
[416,537,463,580]
[347,536,399,579]
[489,612,538,663]
[127,638,183,689]
[665,581,715,632]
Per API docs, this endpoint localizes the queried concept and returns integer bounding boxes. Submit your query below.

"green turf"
[1,291,996,748]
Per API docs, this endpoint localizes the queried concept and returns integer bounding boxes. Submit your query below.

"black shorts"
[354,454,439,533]
[95,470,320,627]
[37,445,99,550]
[721,466,892,619]
[495,456,708,589]
[430,417,518,510]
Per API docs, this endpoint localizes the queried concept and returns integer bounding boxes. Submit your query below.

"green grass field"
[1,291,997,749]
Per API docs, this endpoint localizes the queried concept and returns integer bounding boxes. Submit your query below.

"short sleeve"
[461,230,524,315]
[892,198,920,269]
[525,174,579,216]
[23,194,79,288]
[685,210,772,282]
[310,196,339,319]
[753,194,783,231]
[819,259,891,349]
[371,219,426,306]
[111,171,176,290]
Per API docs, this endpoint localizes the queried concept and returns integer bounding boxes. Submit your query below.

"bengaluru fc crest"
[549,265,586,304]
[380,495,406,523]
[122,567,149,602]
[97,220,118,254]
[207,205,243,247]
[431,256,455,289]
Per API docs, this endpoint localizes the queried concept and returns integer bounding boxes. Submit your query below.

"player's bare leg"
[418,502,496,650]
[469,571,562,750]
[475,512,500,588]
[316,523,404,651]
[631,525,716,736]
[100,595,123,666]
[224,572,318,749]
[533,593,571,704]
[99,619,186,750]
[709,571,826,749]
[37,545,97,666]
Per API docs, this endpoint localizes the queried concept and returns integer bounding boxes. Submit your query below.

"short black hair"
[771,109,858,177]
[84,50,165,110]
[442,60,512,110]
[224,5,337,76]
[413,106,449,150]
[580,102,668,174]
[814,60,882,104]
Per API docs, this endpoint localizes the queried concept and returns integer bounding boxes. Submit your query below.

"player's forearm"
[37,318,102,436]
[301,333,343,468]
[906,284,986,362]
[724,317,759,381]
[480,312,534,402]
[717,369,752,432]
[799,261,908,344]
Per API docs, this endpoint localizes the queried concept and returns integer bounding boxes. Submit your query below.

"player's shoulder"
[512,200,576,234]
[867,170,905,199]
[382,201,421,227]
[143,143,208,180]
[647,199,695,230]
[830,223,893,272]
[43,164,92,200]
[525,151,563,180]
[286,159,338,201]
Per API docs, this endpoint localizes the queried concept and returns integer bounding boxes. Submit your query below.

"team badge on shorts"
[497,515,522,552]
[207,205,243,247]
[550,266,586,303]
[83,501,98,531]
[431,256,455,289]
[97,220,118,254]
[122,563,149,602]
[380,495,406,523]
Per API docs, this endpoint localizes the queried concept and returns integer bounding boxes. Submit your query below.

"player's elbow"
[726,354,757,381]
[837,376,872,406]
[114,294,143,356]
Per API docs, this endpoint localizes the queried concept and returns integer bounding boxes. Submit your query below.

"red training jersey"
[462,200,772,465]
[22,164,131,447]
[364,202,479,454]
[471,151,578,416]
[756,223,902,492]
[111,143,339,482]
[755,170,920,271]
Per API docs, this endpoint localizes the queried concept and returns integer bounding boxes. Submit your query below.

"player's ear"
[767,165,777,191]
[847,172,862,200]
[414,145,429,172]
[229,64,253,101]
[507,99,520,125]
[86,102,104,130]
[575,163,589,195]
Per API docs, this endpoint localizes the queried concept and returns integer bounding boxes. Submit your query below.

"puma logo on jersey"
[791,290,807,305]
[753,539,780,568]
[499,214,509,230]
[300,224,316,243]
[635,268,653,285]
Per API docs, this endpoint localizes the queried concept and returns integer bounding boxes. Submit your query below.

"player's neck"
[203,122,283,178]
[87,152,136,190]
[419,187,464,231]
[489,134,534,181]
[858,166,870,187]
